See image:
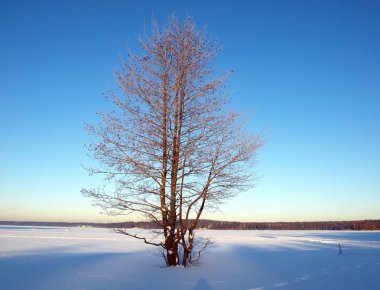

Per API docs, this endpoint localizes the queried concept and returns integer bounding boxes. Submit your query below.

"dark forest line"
[1,219,380,231]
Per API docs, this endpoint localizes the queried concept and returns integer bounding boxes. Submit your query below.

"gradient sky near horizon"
[1,0,379,223]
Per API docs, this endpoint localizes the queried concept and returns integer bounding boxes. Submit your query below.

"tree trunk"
[165,234,179,266]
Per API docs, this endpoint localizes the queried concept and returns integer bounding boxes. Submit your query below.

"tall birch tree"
[82,16,263,267]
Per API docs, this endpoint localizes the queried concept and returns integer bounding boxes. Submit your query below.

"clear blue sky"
[1,0,379,222]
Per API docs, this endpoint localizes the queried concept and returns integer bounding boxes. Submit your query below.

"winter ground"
[0,226,379,290]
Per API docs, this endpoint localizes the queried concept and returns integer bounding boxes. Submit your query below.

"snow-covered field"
[1,226,380,290]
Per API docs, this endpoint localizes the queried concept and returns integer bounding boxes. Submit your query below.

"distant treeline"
[195,219,380,231]
[1,219,380,231]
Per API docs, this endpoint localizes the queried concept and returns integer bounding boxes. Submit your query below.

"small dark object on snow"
[338,243,343,255]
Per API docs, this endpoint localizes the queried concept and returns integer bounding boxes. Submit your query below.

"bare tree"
[82,16,263,267]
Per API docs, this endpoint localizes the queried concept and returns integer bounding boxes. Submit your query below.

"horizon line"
[1,218,379,224]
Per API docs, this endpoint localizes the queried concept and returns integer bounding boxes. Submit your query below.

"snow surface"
[1,226,380,290]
